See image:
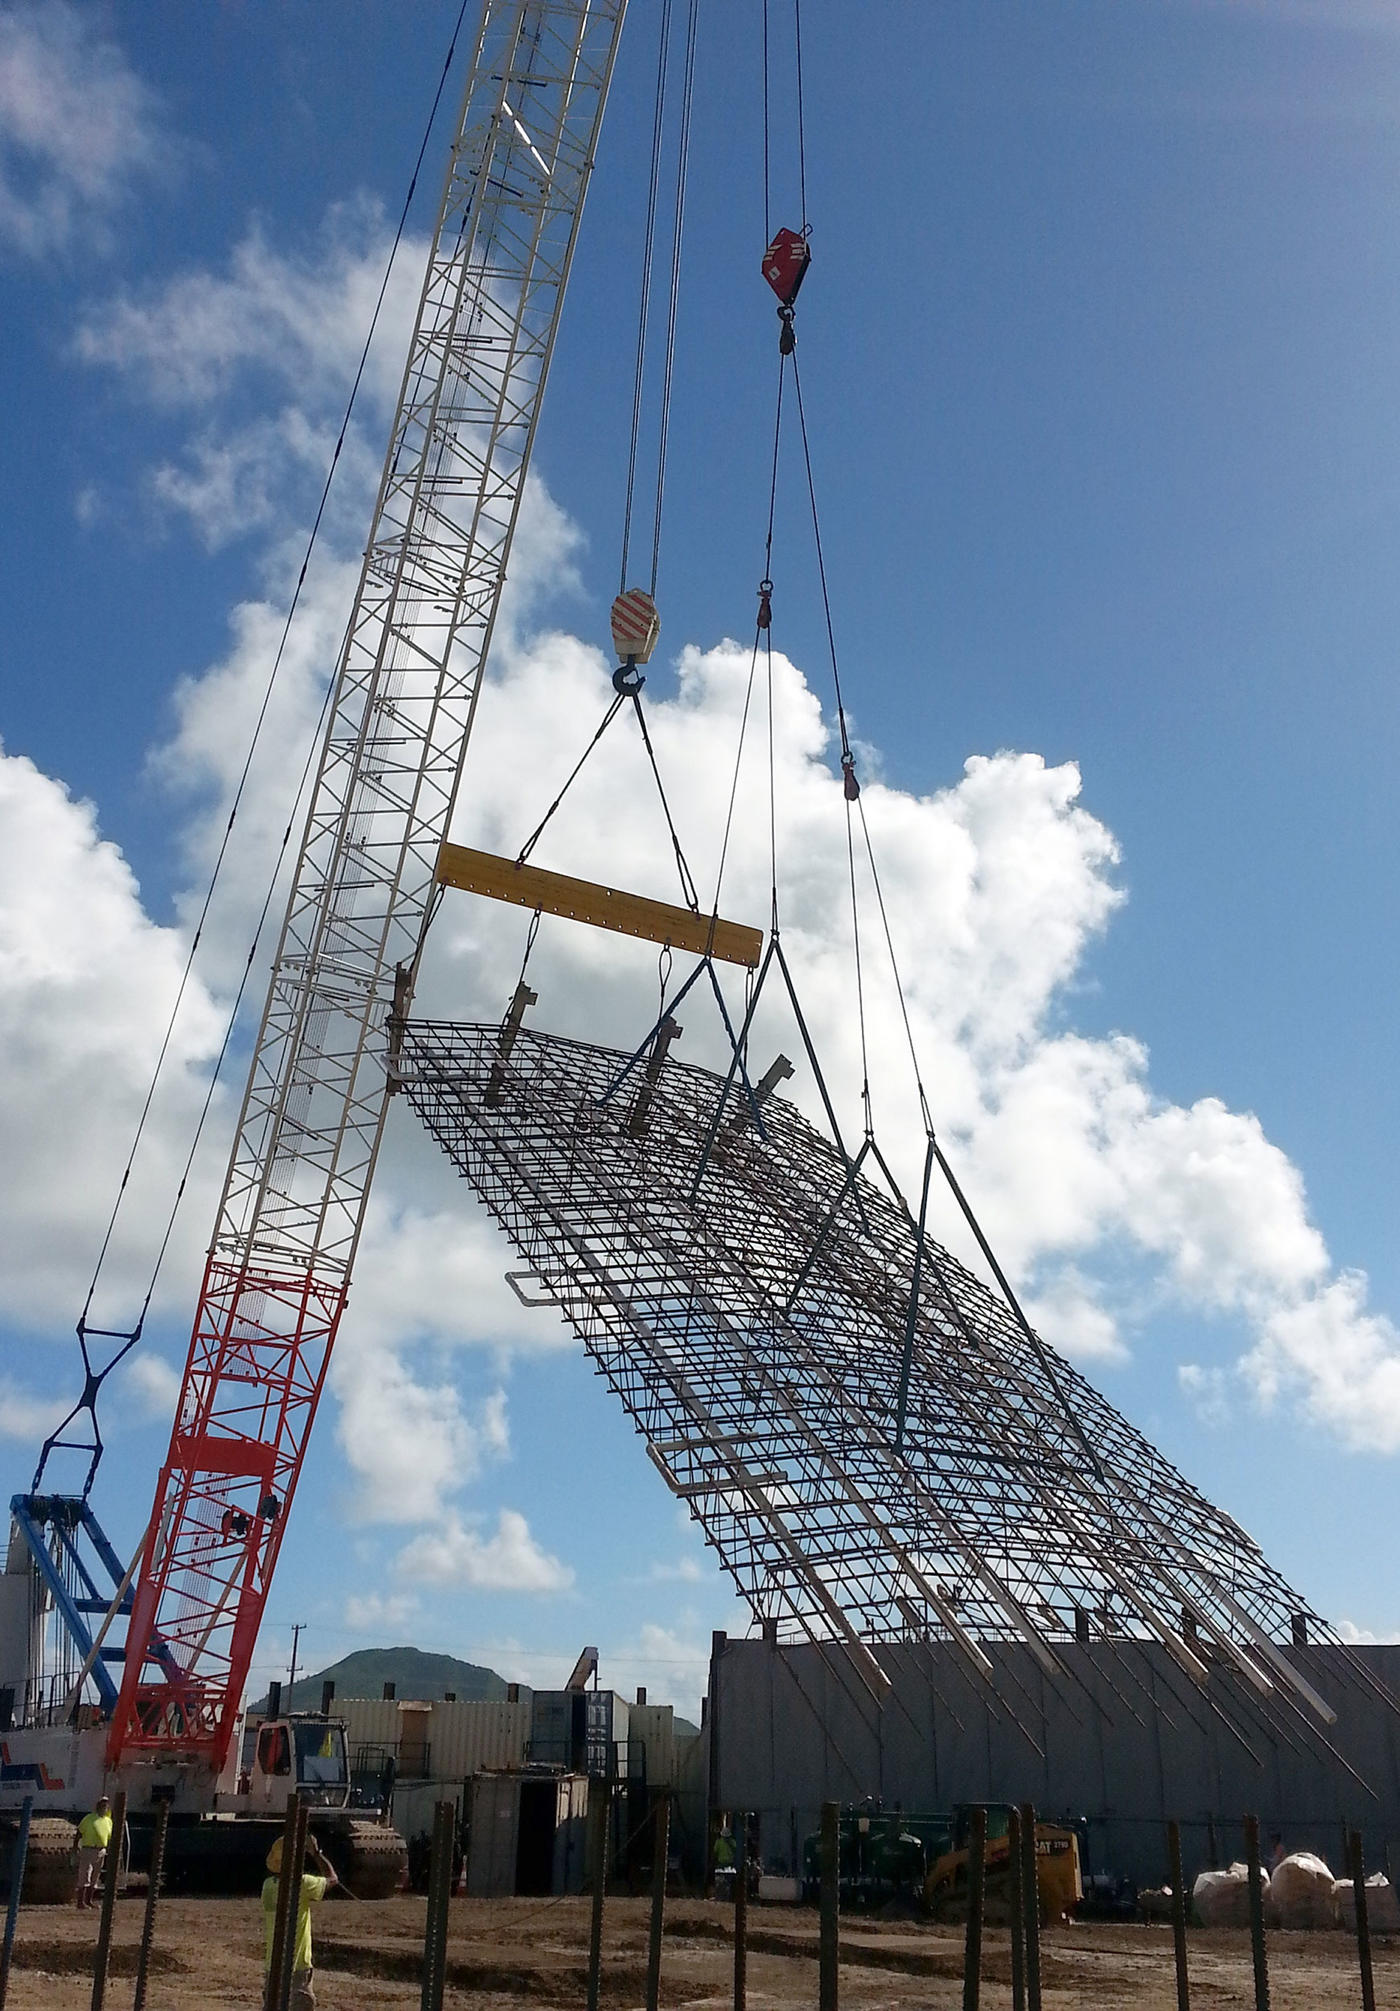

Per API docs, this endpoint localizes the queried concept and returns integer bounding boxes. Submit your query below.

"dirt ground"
[2,1892,1394,2008]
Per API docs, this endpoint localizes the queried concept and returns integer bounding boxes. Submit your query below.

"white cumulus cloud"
[1242,1272,1400,1453]
[343,1590,421,1635]
[334,1345,507,1527]
[74,203,424,551]
[0,743,223,1333]
[0,1377,64,1443]
[0,1,166,257]
[397,1509,574,1593]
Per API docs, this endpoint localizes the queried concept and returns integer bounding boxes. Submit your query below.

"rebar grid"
[399,1017,1370,1736]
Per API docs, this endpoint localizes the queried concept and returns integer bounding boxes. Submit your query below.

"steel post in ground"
[733,1812,748,2011]
[706,1631,724,1895]
[131,1798,170,2011]
[645,1793,670,2011]
[1348,1829,1376,2011]
[1018,1804,1042,2011]
[0,1796,33,2011]
[962,1803,987,2011]
[420,1798,454,2011]
[273,1795,311,2011]
[819,1800,839,2011]
[1243,1815,1270,2011]
[263,1798,301,2011]
[1006,1805,1025,2011]
[586,1784,610,2011]
[89,1788,127,2011]
[1167,1820,1191,2011]
[267,1793,305,2010]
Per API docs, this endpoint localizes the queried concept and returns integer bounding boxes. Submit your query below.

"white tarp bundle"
[1334,1872,1400,1933]
[1267,1853,1335,1928]
[1193,1862,1265,1928]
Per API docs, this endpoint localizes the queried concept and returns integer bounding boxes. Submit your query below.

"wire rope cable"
[854,796,932,1133]
[515,692,629,864]
[766,79,1121,1498]
[618,0,675,593]
[72,0,473,1339]
[629,693,701,911]
[709,359,786,923]
[786,347,875,1125]
[761,0,771,244]
[648,0,701,596]
[794,0,809,228]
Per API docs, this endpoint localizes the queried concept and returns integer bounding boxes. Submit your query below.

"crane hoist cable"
[761,0,808,237]
[705,0,820,941]
[508,0,709,937]
[40,0,474,1497]
[618,0,675,596]
[617,0,700,602]
[648,0,700,598]
[709,349,785,935]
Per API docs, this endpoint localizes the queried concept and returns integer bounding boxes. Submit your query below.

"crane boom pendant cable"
[39,0,474,1500]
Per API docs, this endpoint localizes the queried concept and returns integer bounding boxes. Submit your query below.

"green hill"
[252,1645,518,1713]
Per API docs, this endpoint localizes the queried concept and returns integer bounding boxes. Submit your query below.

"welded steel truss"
[399,1013,1383,1752]
[110,0,627,1768]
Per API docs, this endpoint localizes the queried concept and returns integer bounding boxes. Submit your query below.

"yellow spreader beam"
[434,842,764,969]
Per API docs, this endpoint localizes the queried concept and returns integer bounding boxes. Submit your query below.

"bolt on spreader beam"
[395,1013,1391,1768]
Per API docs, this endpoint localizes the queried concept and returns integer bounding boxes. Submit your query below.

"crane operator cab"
[236,1715,351,1814]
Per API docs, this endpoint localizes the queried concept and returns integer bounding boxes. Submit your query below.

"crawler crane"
[0,0,626,1894]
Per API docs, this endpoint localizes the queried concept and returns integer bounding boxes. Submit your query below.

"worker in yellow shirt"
[261,1833,337,2010]
[75,1795,113,1910]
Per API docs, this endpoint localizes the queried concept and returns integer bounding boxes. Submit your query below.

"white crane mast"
[112,0,627,1767]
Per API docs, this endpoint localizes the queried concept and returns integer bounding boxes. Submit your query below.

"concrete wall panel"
[712,1638,1400,1887]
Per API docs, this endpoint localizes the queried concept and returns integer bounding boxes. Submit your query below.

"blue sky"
[3,0,1400,1719]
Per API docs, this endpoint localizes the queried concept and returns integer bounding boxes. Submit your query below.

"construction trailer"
[706,1635,1400,1893]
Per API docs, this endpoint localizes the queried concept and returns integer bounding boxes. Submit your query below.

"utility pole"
[288,1624,305,1703]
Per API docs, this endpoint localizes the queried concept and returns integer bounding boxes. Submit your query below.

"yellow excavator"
[924,1804,1082,1922]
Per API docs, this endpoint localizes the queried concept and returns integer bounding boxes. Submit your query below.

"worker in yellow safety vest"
[261,1833,338,2011]
[75,1796,113,1910]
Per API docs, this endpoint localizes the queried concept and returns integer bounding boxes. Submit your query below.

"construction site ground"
[3,1893,1396,2007]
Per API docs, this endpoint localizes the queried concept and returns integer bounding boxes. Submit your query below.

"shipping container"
[464,1770,589,1897]
[335,1695,531,1780]
[530,1689,629,1778]
[629,1704,676,1787]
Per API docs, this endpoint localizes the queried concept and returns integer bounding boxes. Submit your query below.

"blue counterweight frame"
[6,1494,180,1716]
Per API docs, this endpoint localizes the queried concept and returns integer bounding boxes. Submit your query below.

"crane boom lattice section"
[110,0,627,1770]
[400,1018,1352,1735]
